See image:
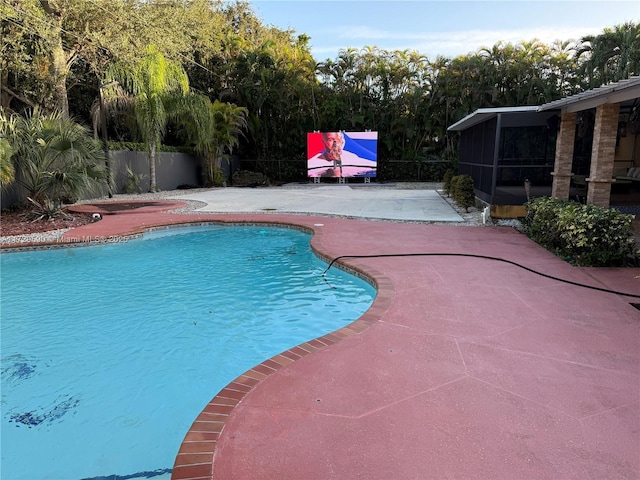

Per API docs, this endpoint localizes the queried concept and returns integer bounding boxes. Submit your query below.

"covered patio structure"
[447,106,560,217]
[448,77,640,216]
[539,76,640,209]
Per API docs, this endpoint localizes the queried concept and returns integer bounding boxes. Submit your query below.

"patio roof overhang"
[447,77,640,133]
[538,76,640,113]
[447,106,540,131]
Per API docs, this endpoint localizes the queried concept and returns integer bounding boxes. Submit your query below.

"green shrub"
[522,196,566,250]
[109,141,194,154]
[523,197,637,266]
[109,141,146,152]
[122,166,146,194]
[450,174,461,196]
[1,108,111,206]
[443,169,455,196]
[450,174,476,211]
[212,167,225,186]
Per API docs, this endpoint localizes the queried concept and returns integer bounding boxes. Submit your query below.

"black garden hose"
[322,252,640,300]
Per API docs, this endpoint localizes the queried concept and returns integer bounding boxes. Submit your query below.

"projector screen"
[307,131,377,178]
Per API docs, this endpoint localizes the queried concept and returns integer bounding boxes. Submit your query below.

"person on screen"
[308,131,376,178]
[318,131,344,175]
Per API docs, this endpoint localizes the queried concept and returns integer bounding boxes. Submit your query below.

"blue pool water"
[0,225,376,480]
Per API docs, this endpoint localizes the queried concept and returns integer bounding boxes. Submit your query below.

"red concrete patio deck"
[17,201,640,479]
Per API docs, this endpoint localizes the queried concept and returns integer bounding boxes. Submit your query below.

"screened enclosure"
[449,107,560,205]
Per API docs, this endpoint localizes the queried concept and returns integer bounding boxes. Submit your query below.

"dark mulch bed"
[88,201,164,212]
[1,207,94,237]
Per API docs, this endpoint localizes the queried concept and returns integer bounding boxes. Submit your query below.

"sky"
[249,0,639,61]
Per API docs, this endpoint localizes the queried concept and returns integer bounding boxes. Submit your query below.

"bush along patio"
[443,170,477,211]
[522,197,638,267]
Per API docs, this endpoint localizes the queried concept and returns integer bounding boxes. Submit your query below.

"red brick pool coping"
[3,200,639,480]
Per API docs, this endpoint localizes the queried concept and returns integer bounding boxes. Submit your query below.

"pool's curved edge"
[0,215,393,480]
[0,219,311,253]
[169,222,395,480]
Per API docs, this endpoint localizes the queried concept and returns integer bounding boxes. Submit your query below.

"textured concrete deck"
[172,185,466,222]
[189,216,639,480]
[13,194,639,479]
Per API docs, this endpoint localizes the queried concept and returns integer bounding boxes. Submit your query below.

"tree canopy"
[2,0,638,182]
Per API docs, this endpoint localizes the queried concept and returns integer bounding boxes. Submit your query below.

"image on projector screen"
[307,131,377,178]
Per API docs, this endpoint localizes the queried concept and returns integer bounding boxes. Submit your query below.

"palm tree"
[0,137,15,188]
[576,22,640,87]
[107,45,189,191]
[179,94,248,186]
[0,107,111,206]
[209,99,248,182]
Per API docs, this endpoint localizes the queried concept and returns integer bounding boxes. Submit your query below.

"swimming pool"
[0,225,376,480]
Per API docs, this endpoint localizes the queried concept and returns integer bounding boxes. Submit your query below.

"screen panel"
[307,131,377,178]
